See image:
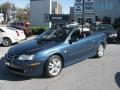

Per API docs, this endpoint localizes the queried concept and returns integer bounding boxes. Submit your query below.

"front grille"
[6,53,18,60]
[7,66,24,73]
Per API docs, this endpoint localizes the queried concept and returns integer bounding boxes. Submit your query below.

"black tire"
[96,44,104,58]
[44,55,63,78]
[2,38,12,47]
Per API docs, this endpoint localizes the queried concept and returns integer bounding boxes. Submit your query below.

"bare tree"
[0,1,17,11]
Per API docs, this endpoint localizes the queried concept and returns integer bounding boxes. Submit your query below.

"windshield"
[37,28,71,42]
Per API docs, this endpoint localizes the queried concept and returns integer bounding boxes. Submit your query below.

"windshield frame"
[37,28,72,42]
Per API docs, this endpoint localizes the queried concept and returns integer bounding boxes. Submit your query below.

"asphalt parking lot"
[0,36,120,90]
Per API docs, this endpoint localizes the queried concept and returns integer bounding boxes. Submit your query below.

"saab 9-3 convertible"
[4,27,107,78]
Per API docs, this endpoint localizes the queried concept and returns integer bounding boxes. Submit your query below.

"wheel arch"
[43,53,64,77]
[3,37,13,43]
[100,42,106,49]
[53,53,64,67]
[45,53,65,68]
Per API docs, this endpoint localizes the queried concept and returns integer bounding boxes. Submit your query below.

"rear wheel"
[44,55,63,78]
[3,38,12,47]
[96,44,104,58]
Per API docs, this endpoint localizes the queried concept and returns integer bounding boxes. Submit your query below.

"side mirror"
[69,39,72,44]
[69,38,77,44]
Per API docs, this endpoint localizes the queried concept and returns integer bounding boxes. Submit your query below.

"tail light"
[16,31,20,36]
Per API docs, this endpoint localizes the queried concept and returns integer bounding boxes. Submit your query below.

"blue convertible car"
[4,27,107,78]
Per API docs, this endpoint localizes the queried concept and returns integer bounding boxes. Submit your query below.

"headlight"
[19,55,34,60]
[109,34,117,37]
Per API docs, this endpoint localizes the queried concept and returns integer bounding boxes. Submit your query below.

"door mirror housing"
[69,37,77,44]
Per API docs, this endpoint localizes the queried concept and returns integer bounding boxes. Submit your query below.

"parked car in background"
[10,26,32,37]
[66,22,79,27]
[10,21,32,37]
[116,28,120,41]
[0,31,3,45]
[0,27,26,47]
[94,24,118,43]
[4,27,106,78]
[66,23,90,32]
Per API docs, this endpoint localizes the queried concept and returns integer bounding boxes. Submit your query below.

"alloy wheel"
[48,58,62,76]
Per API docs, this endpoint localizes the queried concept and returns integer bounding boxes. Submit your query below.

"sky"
[59,0,74,14]
[0,0,74,14]
[0,0,30,8]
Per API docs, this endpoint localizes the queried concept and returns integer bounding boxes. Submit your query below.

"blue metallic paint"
[4,29,107,76]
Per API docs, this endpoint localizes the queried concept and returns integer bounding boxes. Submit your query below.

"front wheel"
[44,55,63,78]
[96,44,104,58]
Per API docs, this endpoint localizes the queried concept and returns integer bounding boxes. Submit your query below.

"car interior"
[71,30,91,41]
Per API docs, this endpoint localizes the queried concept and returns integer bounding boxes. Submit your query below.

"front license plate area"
[5,62,11,66]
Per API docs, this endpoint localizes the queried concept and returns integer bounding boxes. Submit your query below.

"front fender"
[35,49,64,62]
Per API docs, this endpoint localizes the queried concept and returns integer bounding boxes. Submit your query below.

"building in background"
[94,0,120,23]
[30,0,63,27]
[74,0,95,24]
[74,0,120,24]
[0,13,4,24]
[70,7,74,22]
[52,1,62,14]
[30,0,52,27]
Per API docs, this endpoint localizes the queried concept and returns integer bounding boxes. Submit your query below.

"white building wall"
[30,0,52,27]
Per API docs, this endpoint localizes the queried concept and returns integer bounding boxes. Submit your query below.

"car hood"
[8,39,61,55]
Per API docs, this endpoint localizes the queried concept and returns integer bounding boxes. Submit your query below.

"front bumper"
[4,57,45,77]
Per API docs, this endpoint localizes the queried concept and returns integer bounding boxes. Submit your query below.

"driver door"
[66,30,88,65]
